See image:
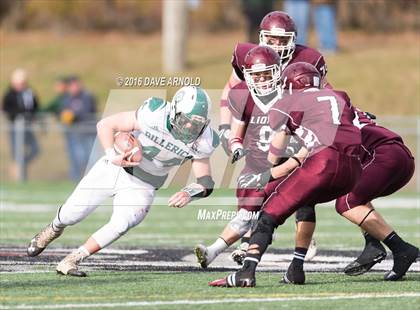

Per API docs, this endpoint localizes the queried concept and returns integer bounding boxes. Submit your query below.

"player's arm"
[96,111,141,167]
[168,158,215,208]
[219,71,243,155]
[229,117,247,163]
[237,130,308,189]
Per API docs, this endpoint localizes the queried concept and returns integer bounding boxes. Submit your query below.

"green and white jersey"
[132,97,219,184]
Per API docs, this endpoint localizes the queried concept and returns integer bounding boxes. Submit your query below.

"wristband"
[182,183,206,199]
[229,137,243,152]
[220,99,229,108]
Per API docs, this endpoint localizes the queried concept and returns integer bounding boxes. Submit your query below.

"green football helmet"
[169,86,211,144]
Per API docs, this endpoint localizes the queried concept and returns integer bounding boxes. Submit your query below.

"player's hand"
[218,124,231,156]
[231,148,248,164]
[365,111,377,120]
[285,135,301,157]
[168,191,192,208]
[110,152,140,167]
[238,170,272,190]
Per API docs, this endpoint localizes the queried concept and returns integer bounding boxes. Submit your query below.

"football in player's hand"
[113,132,142,162]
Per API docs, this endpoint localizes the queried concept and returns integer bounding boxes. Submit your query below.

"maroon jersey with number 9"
[229,82,281,172]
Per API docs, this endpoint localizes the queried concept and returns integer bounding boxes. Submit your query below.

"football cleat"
[194,244,213,269]
[230,242,249,265]
[209,271,256,287]
[230,249,246,265]
[56,250,87,277]
[27,224,64,257]
[305,238,317,262]
[282,263,305,285]
[344,239,387,276]
[384,243,419,281]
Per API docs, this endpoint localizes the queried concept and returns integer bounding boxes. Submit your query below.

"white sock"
[207,238,229,261]
[78,246,91,258]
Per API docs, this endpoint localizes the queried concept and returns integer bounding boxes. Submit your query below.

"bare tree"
[162,0,188,73]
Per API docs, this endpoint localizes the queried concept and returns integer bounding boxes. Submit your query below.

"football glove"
[365,111,377,120]
[238,169,272,190]
[231,147,249,164]
[218,124,231,156]
[285,135,301,157]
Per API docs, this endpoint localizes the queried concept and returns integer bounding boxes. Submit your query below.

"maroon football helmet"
[259,11,297,63]
[243,46,281,96]
[280,62,321,95]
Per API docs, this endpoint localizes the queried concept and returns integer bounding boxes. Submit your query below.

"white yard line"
[1,197,419,212]
[0,293,419,309]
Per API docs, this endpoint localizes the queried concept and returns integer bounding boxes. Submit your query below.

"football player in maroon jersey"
[219,11,329,154]
[334,95,417,278]
[216,10,322,267]
[209,62,418,287]
[195,46,316,269]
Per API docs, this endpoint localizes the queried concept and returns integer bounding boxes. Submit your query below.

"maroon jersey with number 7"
[269,89,361,156]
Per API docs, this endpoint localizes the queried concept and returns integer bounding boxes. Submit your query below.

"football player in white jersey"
[27,86,219,277]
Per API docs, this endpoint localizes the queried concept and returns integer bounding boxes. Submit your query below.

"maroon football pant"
[262,148,362,225]
[335,141,415,214]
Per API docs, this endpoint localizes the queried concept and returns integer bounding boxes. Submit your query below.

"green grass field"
[1,183,419,309]
[1,272,419,309]
[1,182,419,249]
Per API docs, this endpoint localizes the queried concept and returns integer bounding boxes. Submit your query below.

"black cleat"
[282,263,305,285]
[384,243,419,281]
[344,239,387,276]
[57,268,87,277]
[209,270,256,287]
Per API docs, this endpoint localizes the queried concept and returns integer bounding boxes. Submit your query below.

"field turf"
[1,272,419,309]
[1,182,419,309]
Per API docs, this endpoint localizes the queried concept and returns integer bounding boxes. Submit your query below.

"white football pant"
[53,157,155,248]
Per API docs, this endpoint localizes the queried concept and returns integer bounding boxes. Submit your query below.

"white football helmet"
[170,86,211,144]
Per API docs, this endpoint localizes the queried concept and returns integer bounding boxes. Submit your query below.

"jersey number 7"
[317,96,341,125]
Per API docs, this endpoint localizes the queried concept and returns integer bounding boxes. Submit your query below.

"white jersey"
[129,97,219,187]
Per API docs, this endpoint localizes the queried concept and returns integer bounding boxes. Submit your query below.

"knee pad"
[295,205,316,223]
[253,212,277,246]
[228,209,257,236]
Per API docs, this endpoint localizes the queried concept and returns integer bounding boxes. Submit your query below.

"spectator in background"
[283,0,311,45]
[60,76,97,181]
[41,76,69,117]
[2,68,40,181]
[284,0,338,54]
[241,0,274,43]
